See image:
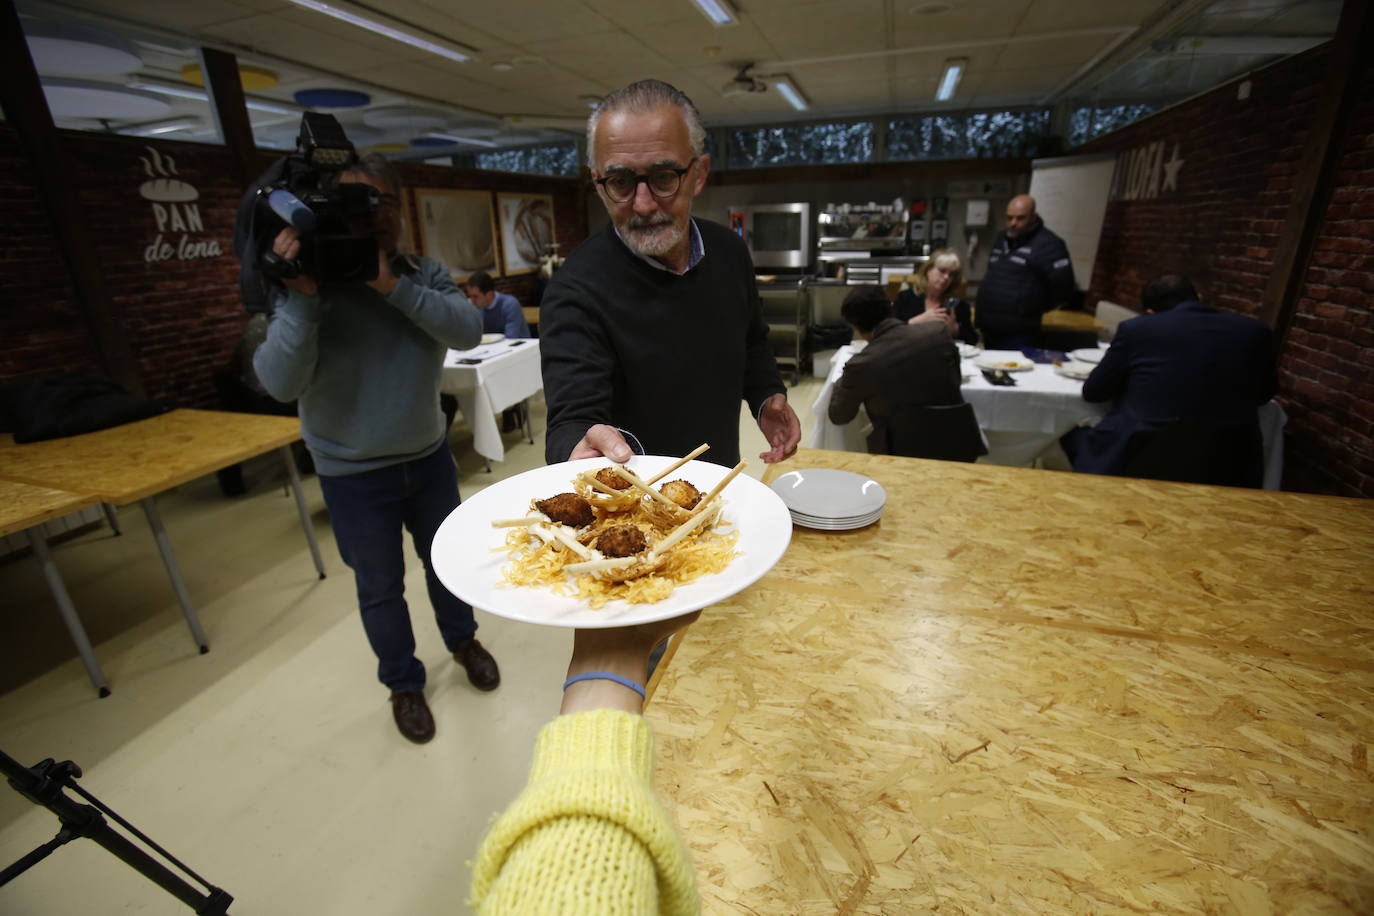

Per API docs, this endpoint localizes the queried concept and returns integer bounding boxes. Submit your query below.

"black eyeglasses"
[595,158,696,203]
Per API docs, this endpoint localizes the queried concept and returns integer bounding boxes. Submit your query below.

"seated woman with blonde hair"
[894,248,978,345]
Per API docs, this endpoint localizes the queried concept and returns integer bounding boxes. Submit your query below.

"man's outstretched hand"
[758,393,800,463]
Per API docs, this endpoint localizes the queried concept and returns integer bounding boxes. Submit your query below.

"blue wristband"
[563,671,646,700]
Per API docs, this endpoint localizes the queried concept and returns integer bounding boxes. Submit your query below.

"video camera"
[234,112,379,311]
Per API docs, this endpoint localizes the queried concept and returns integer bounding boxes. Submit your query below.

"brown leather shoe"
[390,690,435,743]
[453,638,500,691]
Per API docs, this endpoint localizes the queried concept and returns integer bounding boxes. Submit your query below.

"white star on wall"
[1162,144,1185,192]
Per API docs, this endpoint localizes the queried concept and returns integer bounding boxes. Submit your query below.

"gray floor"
[0,379,824,914]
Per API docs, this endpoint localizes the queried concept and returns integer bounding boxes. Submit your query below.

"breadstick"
[690,460,747,518]
[616,468,684,510]
[645,444,710,484]
[533,523,594,559]
[649,502,719,558]
[564,555,639,575]
[491,514,549,528]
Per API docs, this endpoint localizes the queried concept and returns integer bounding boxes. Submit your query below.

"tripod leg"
[0,827,77,886]
[85,817,232,914]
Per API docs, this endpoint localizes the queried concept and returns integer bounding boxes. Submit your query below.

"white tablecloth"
[441,339,542,463]
[809,345,1106,463]
[810,344,1286,486]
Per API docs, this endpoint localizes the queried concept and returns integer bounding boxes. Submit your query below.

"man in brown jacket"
[828,285,967,456]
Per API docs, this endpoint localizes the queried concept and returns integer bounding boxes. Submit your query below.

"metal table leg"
[26,528,110,697]
[522,398,534,444]
[140,497,209,654]
[101,503,121,536]
[280,446,325,580]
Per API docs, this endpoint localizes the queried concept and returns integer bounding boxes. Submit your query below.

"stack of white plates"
[768,468,887,531]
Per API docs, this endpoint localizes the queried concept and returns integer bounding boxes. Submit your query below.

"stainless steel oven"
[727,202,812,270]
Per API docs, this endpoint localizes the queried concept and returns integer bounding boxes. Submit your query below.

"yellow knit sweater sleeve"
[468,709,699,915]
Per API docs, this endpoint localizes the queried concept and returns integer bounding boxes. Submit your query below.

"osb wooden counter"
[648,449,1374,913]
[0,480,99,538]
[0,409,303,505]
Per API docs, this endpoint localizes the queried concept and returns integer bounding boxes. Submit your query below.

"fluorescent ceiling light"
[245,98,300,115]
[125,117,198,136]
[427,132,498,148]
[688,0,738,26]
[127,78,300,115]
[283,0,473,63]
[772,76,809,111]
[936,58,965,101]
[126,79,206,101]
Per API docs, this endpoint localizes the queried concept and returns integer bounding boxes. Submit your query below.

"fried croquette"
[535,493,595,528]
[659,479,703,510]
[595,467,632,490]
[596,525,648,558]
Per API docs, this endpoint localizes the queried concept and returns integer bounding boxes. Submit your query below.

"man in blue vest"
[974,194,1076,349]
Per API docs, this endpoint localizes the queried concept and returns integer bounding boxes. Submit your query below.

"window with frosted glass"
[727,122,874,168]
[1068,104,1158,146]
[473,144,579,177]
[888,109,1050,160]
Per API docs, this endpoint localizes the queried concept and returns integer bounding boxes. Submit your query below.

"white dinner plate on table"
[956,342,981,359]
[769,468,886,526]
[975,354,1034,372]
[431,456,792,628]
[788,508,885,531]
[480,332,505,345]
[1054,361,1096,380]
[1069,348,1105,364]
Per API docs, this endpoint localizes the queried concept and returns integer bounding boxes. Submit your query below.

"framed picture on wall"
[412,188,500,280]
[496,192,556,276]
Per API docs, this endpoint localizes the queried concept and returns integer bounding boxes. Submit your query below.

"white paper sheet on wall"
[1028,154,1117,288]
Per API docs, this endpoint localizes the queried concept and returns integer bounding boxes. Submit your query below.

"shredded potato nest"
[497,467,740,609]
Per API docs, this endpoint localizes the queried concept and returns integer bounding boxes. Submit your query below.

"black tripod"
[1,749,233,914]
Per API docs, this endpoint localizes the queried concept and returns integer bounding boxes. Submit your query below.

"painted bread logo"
[138,146,224,263]
[1110,142,1185,202]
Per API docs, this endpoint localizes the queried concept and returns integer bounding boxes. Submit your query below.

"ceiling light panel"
[282,0,474,63]
[936,58,965,101]
[688,0,738,27]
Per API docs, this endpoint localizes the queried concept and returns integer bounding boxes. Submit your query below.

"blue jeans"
[318,444,476,691]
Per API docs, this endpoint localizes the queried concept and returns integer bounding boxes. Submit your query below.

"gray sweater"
[254,255,482,476]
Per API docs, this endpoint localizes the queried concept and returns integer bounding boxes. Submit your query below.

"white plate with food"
[1068,347,1105,364]
[480,332,505,345]
[975,353,1035,372]
[1053,360,1096,380]
[431,454,792,628]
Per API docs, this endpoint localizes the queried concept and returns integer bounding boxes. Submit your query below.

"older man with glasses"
[539,79,801,469]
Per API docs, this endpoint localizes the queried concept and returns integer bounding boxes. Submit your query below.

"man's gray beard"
[624,215,685,258]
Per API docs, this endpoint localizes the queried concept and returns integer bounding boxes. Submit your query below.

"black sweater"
[540,219,785,467]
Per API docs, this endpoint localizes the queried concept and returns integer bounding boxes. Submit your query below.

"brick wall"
[0,131,100,380]
[1081,45,1374,499]
[0,128,587,409]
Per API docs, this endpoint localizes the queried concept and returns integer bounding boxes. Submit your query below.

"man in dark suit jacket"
[829,285,965,455]
[1068,274,1277,478]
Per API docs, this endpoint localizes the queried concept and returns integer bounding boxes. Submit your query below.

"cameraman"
[253,153,499,745]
